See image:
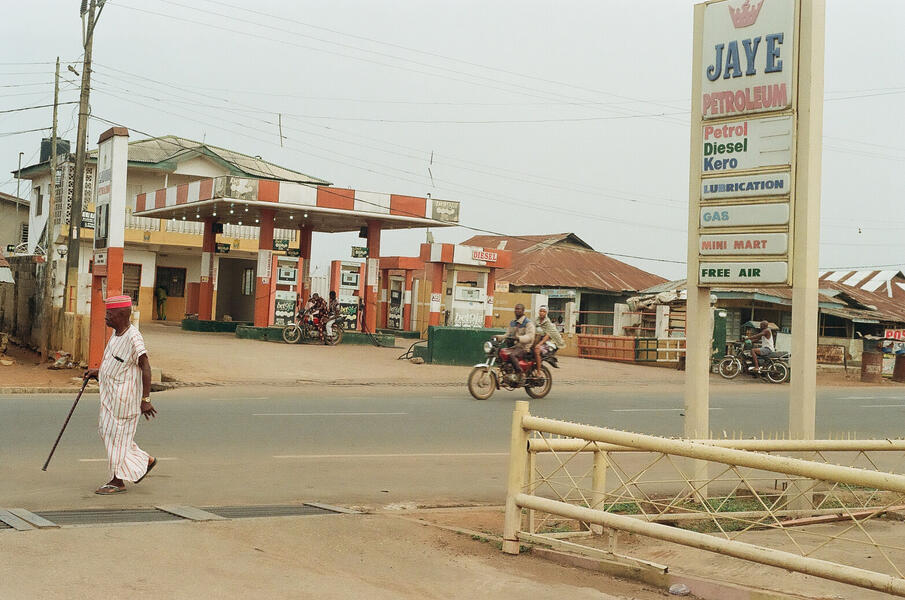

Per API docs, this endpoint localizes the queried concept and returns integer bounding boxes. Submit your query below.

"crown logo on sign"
[728,0,764,28]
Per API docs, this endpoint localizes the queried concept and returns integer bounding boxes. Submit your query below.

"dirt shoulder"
[1,513,668,600]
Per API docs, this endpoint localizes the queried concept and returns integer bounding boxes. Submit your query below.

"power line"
[89,65,688,209]
[0,127,52,137]
[107,1,690,127]
[88,114,688,268]
[0,101,78,114]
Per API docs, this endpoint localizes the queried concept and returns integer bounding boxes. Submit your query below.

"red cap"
[104,295,132,309]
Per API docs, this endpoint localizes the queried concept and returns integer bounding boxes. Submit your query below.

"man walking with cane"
[83,295,158,495]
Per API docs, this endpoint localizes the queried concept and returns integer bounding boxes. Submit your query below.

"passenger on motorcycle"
[501,303,535,375]
[533,305,564,376]
[747,320,775,372]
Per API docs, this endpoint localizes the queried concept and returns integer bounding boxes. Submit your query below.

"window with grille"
[122,263,142,304]
[155,266,186,298]
[242,268,255,295]
[20,223,28,243]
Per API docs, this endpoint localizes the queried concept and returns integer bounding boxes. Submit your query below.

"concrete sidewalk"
[1,513,662,600]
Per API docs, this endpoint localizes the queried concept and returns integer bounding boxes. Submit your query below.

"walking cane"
[42,377,90,471]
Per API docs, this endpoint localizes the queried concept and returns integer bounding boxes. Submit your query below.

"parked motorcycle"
[467,337,558,400]
[717,339,789,383]
[282,308,344,345]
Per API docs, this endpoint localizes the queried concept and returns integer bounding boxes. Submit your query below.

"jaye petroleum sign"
[701,0,794,120]
[701,115,792,172]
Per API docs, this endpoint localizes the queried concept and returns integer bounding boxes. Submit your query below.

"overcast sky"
[2,0,903,280]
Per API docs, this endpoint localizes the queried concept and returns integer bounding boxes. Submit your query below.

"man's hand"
[83,369,99,381]
[140,400,157,420]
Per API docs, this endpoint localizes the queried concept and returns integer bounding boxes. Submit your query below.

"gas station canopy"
[133,175,460,233]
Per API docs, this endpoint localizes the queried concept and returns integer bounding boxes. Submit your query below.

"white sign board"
[702,115,792,173]
[702,171,790,200]
[700,232,788,255]
[701,0,795,120]
[699,261,789,284]
[257,250,273,280]
[700,202,789,228]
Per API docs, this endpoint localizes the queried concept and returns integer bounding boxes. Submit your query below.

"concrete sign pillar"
[484,270,495,328]
[686,0,824,444]
[88,127,128,368]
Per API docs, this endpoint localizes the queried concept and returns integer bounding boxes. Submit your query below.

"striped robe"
[98,325,150,482]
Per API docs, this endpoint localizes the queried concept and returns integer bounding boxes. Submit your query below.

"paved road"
[2,382,904,510]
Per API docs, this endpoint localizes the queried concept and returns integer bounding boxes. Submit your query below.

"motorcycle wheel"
[325,323,343,346]
[282,324,302,344]
[467,367,497,400]
[717,356,742,379]
[766,361,789,384]
[525,365,553,399]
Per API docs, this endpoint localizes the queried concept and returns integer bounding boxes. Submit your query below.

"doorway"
[215,257,256,322]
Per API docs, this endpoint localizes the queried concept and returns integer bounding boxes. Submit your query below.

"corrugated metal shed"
[462,233,666,293]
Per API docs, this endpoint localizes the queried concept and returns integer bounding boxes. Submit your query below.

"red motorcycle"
[467,337,557,400]
[282,307,344,345]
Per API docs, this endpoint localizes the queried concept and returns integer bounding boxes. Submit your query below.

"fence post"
[590,449,607,534]
[503,400,530,554]
[526,449,536,534]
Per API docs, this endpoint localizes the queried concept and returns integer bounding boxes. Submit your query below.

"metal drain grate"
[35,508,184,526]
[201,505,335,519]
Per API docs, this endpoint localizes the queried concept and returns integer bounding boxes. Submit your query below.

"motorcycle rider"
[747,320,775,372]
[533,305,564,376]
[502,303,536,377]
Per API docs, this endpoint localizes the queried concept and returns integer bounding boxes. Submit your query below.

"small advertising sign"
[215,243,231,254]
[701,171,791,201]
[700,202,789,228]
[273,290,297,327]
[699,233,788,256]
[701,116,792,174]
[698,261,788,285]
[885,330,905,340]
[272,238,290,252]
[351,246,368,258]
[431,199,460,223]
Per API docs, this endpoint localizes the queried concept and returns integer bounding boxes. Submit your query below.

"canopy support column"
[403,270,414,331]
[199,218,215,320]
[254,209,275,327]
[364,220,381,333]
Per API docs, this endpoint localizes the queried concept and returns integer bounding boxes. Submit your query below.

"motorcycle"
[282,307,344,345]
[717,339,789,383]
[467,337,559,400]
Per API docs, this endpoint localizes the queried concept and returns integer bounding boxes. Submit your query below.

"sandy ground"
[1,513,670,600]
[417,506,905,600]
[0,342,88,388]
[3,323,900,391]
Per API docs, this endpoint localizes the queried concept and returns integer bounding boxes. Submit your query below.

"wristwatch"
[141,396,151,403]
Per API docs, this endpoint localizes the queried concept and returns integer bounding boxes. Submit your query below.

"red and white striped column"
[253,209,275,327]
[364,220,381,333]
[484,270,495,328]
[199,218,215,320]
[402,270,414,331]
[428,262,444,327]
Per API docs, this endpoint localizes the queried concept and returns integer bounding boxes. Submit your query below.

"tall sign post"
[87,127,129,368]
[686,0,825,447]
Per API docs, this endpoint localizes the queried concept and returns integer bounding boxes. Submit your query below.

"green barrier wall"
[182,319,250,333]
[235,325,394,346]
[426,326,506,366]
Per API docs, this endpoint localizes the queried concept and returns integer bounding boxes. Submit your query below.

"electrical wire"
[0,102,78,114]
[88,114,688,267]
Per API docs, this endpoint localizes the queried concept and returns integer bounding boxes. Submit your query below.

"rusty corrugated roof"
[462,233,666,293]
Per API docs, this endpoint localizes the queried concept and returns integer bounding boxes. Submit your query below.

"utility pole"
[41,57,61,359]
[64,0,104,314]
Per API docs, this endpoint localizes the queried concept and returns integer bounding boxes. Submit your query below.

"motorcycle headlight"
[483,341,493,353]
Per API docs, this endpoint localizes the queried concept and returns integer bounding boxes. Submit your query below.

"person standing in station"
[84,295,158,495]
